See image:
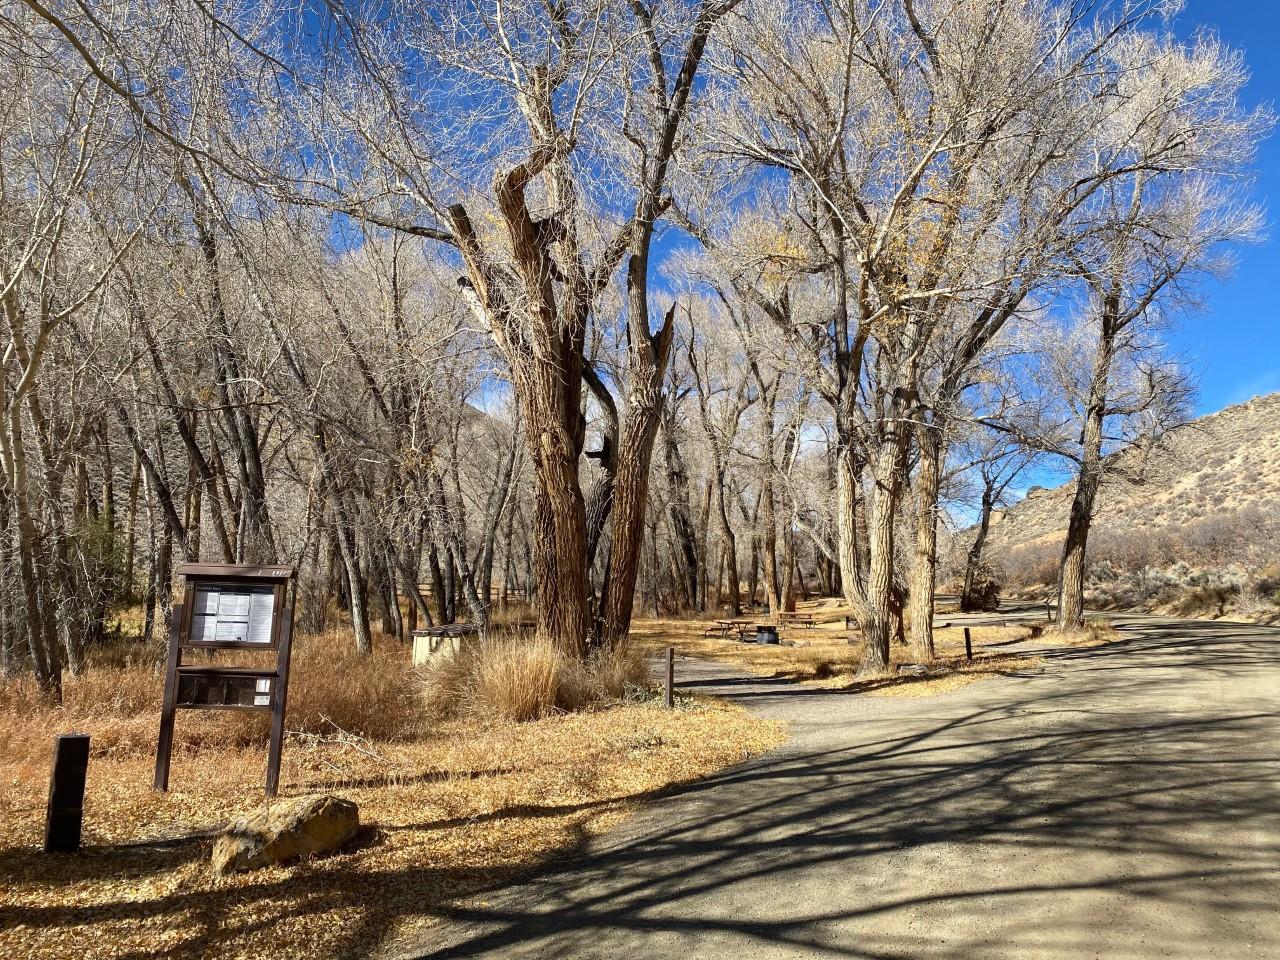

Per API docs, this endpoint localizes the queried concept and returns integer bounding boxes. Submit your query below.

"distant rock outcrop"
[985,392,1280,556]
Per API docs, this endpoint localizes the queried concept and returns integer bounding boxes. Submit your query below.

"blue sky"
[1172,1,1280,413]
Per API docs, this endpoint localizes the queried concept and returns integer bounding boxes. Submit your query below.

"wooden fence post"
[964,627,973,662]
[45,734,90,853]
[665,646,675,709]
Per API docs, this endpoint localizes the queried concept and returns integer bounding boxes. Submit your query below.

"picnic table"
[704,618,756,639]
[778,611,816,628]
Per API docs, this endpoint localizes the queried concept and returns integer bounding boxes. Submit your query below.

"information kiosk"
[154,564,297,795]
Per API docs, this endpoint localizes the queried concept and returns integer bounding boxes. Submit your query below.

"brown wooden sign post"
[154,564,297,796]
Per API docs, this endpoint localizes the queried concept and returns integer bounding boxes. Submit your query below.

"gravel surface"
[392,611,1280,960]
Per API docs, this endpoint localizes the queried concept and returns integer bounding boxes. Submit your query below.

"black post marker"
[665,646,675,709]
[45,733,90,853]
[964,627,973,662]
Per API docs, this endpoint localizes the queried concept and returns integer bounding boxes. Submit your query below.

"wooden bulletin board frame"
[154,563,297,796]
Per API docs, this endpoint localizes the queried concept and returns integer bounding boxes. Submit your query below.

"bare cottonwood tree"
[1051,32,1267,629]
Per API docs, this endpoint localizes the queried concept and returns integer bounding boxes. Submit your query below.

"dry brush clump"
[419,634,652,723]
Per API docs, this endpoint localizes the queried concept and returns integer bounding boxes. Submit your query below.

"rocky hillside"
[986,392,1280,556]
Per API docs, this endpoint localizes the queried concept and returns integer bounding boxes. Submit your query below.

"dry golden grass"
[0,627,419,765]
[421,634,649,723]
[631,603,1039,697]
[0,629,782,960]
[1038,617,1120,648]
[810,651,1046,697]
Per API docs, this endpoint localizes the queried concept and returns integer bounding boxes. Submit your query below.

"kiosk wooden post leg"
[264,613,294,797]
[153,610,183,792]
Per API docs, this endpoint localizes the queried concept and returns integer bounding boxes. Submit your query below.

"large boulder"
[212,794,359,876]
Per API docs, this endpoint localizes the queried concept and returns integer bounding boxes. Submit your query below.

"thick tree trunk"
[599,400,662,640]
[450,150,594,656]
[530,440,590,653]
[447,0,725,650]
[760,476,781,616]
[1058,333,1114,630]
[960,489,995,612]
[600,301,676,646]
[661,409,701,612]
[908,421,943,660]
[502,286,591,652]
[835,441,866,620]
[857,418,910,675]
[781,527,797,612]
[592,3,725,641]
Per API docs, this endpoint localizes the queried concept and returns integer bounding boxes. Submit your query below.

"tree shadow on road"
[390,617,1280,959]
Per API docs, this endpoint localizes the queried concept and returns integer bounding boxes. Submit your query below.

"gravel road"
[394,611,1280,960]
